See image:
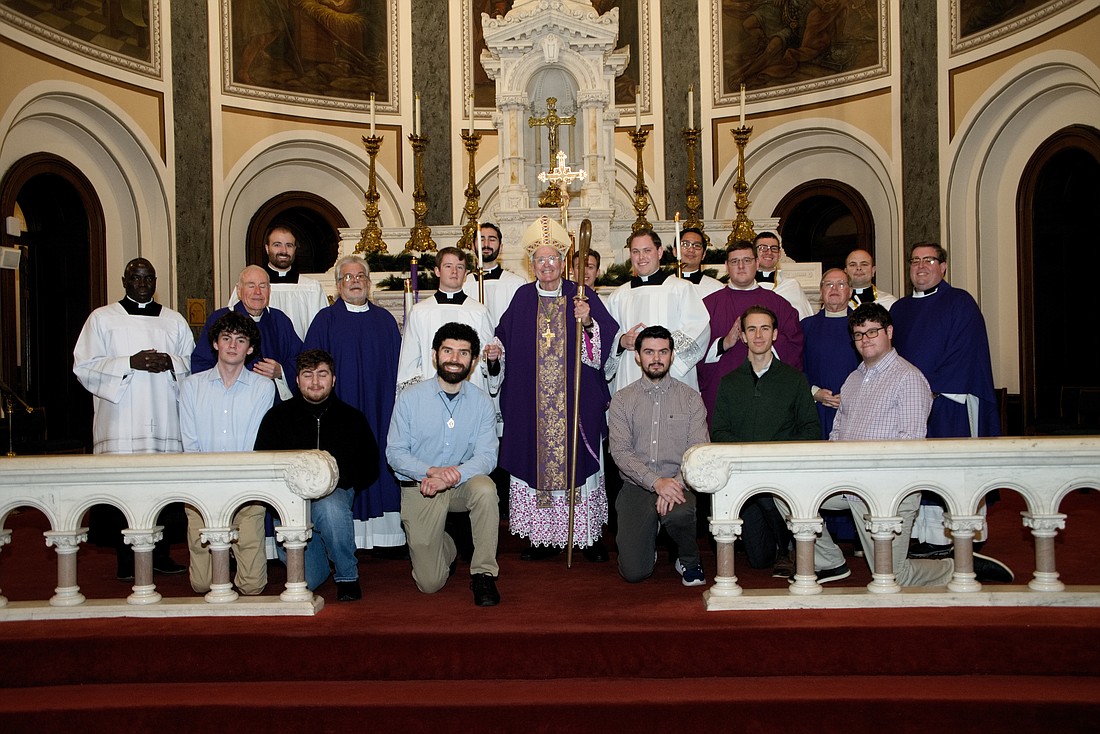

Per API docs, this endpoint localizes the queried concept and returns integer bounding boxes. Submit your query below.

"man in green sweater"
[710,306,849,583]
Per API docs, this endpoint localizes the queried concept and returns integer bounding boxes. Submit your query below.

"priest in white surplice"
[74,258,196,455]
[679,227,723,298]
[462,222,526,325]
[604,228,710,393]
[398,246,496,393]
[229,224,329,340]
[752,231,815,319]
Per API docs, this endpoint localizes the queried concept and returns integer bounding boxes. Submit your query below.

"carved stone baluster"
[277,527,314,602]
[0,529,11,607]
[44,528,88,606]
[945,514,985,592]
[1023,513,1067,592]
[707,519,743,597]
[789,518,824,595]
[123,527,163,605]
[200,528,239,603]
[866,516,903,594]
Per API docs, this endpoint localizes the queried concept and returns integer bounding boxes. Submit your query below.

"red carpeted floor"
[1,489,1099,732]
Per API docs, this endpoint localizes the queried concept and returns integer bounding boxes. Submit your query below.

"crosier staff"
[565,219,592,568]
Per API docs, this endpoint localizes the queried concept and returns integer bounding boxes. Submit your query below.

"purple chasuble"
[801,309,859,439]
[496,280,618,490]
[889,280,1000,437]
[697,287,804,419]
[304,299,402,517]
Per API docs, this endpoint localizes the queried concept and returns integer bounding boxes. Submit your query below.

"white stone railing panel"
[0,451,338,620]
[683,436,1100,610]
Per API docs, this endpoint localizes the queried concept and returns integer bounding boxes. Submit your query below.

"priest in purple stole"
[488,216,619,552]
[305,255,405,550]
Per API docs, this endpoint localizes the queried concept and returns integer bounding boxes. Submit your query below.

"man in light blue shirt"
[180,311,275,595]
[386,322,501,606]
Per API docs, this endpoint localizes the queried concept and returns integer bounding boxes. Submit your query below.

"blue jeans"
[305,486,359,590]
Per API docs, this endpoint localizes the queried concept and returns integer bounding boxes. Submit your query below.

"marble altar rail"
[0,450,337,620]
[682,436,1100,610]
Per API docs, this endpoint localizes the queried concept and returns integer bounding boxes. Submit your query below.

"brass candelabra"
[725,125,756,245]
[628,128,652,232]
[457,131,482,252]
[682,127,710,247]
[356,134,388,254]
[405,133,436,253]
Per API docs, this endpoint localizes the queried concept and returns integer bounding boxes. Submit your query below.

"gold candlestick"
[405,133,436,253]
[356,134,388,254]
[682,127,710,247]
[457,131,482,253]
[725,124,756,245]
[628,128,652,232]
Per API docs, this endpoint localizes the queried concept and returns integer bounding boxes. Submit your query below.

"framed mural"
[464,0,649,113]
[951,0,1084,54]
[0,0,159,76]
[713,0,889,105]
[221,0,398,111]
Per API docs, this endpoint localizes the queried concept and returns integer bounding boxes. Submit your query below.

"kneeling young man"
[386,322,501,606]
[609,325,710,585]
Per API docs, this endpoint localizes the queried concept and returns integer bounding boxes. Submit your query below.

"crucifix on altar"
[528,97,577,208]
[538,150,587,277]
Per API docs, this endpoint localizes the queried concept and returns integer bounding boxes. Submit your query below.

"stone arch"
[946,52,1100,395]
[219,133,404,297]
[0,82,173,301]
[713,122,900,294]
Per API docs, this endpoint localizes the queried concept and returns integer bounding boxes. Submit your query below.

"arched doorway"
[0,154,106,452]
[771,180,874,270]
[245,192,347,274]
[1018,125,1100,434]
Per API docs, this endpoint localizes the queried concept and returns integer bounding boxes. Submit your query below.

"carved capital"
[1022,512,1067,534]
[710,518,742,542]
[943,513,985,535]
[200,528,238,548]
[788,518,824,537]
[285,450,339,500]
[44,528,88,551]
[123,527,164,550]
[865,516,903,536]
[276,527,313,546]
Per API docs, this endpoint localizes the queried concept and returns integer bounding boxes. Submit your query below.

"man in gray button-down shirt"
[608,326,711,585]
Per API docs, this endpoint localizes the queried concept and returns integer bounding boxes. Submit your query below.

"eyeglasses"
[822,281,849,289]
[680,242,705,251]
[756,244,781,253]
[534,255,562,265]
[851,327,885,342]
[341,273,369,283]
[909,256,942,266]
[727,257,756,267]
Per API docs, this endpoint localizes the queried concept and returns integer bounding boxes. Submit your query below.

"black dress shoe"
[520,544,562,561]
[470,573,500,606]
[582,540,609,563]
[153,557,187,575]
[336,580,362,601]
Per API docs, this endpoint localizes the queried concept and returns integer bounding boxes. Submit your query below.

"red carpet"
[1,490,1099,731]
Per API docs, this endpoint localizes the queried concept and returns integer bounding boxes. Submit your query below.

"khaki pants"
[185,503,267,595]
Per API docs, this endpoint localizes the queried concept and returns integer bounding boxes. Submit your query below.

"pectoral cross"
[528,97,575,160]
[541,321,556,350]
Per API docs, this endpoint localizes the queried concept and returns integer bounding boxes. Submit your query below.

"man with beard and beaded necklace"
[387,322,501,606]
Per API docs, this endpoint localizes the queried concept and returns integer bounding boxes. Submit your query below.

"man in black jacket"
[255,349,377,600]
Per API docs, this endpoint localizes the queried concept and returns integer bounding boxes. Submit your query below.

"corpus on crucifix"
[529,97,577,207]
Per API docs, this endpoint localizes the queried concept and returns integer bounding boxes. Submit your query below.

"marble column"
[0,529,10,607]
[123,527,163,605]
[277,527,314,602]
[1023,512,1067,592]
[945,513,985,592]
[200,527,239,604]
[412,0,453,226]
[171,1,214,309]
[660,0,701,220]
[900,0,940,252]
[867,516,903,594]
[789,518,824,595]
[708,519,743,597]
[44,529,88,606]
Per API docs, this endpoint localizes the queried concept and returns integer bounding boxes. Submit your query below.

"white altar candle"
[739,84,746,127]
[635,86,640,131]
[370,93,376,136]
[415,93,421,136]
[688,86,694,129]
[674,213,681,262]
[468,94,474,135]
[476,223,483,273]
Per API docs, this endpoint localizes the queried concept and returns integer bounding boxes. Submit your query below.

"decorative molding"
[950,0,1084,55]
[0,1,162,78]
